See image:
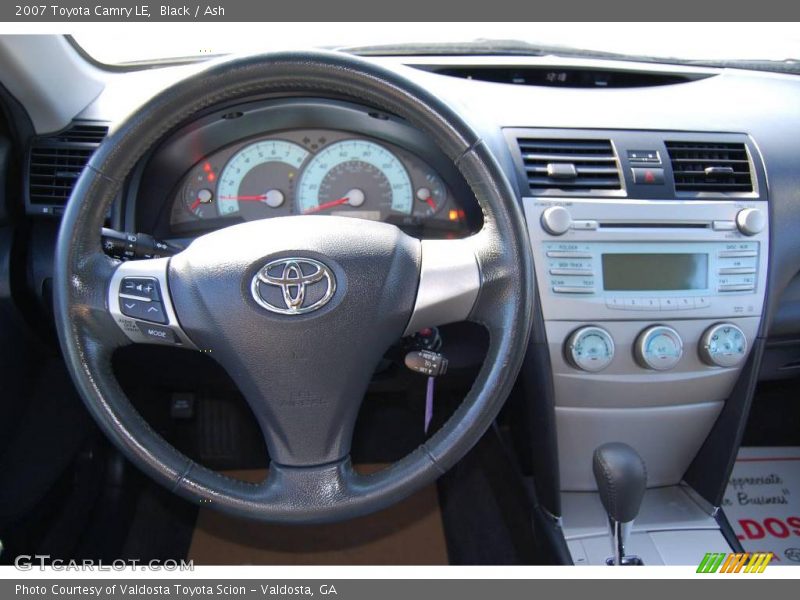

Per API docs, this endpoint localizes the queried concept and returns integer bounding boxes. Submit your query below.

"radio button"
[718,256,757,269]
[675,297,696,310]
[719,250,757,258]
[718,267,756,275]
[659,297,679,311]
[549,268,594,276]
[639,297,660,311]
[570,220,599,231]
[695,296,711,308]
[541,206,573,235]
[719,274,756,287]
[553,286,595,294]
[623,298,648,311]
[546,251,592,259]
[712,220,737,231]
[606,297,624,309]
[736,208,766,236]
[719,284,755,292]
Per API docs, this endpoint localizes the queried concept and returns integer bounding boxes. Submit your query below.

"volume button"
[541,206,572,236]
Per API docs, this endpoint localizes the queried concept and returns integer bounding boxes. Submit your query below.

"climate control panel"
[563,321,750,373]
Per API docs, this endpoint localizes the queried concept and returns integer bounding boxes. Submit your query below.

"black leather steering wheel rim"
[54,50,534,523]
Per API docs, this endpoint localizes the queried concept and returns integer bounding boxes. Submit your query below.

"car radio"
[526,198,768,322]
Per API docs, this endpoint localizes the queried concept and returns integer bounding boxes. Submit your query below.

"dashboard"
[131,99,478,240]
[6,39,800,562]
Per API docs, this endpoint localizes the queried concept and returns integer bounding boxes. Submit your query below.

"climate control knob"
[541,206,572,236]
[699,323,748,367]
[565,326,615,372]
[635,325,683,371]
[736,208,766,236]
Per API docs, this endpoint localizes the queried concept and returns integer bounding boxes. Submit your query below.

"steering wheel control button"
[119,277,161,301]
[136,322,177,344]
[565,326,615,372]
[699,323,748,368]
[631,167,665,185]
[540,206,573,235]
[119,297,168,324]
[634,325,683,371]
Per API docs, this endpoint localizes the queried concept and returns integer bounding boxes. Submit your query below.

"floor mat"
[723,446,800,566]
[187,466,448,565]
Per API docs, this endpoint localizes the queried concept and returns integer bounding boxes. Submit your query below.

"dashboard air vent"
[517,138,621,192]
[665,141,753,193]
[28,123,108,213]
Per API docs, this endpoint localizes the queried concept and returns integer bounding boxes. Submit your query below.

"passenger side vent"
[517,138,621,193]
[27,122,108,213]
[665,141,753,193]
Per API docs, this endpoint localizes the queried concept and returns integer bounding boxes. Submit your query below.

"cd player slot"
[596,222,710,229]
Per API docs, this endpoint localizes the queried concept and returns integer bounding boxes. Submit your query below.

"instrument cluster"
[169,129,468,235]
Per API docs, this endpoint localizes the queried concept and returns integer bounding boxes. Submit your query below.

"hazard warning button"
[631,167,665,185]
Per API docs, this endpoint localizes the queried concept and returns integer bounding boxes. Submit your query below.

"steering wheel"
[54,50,533,523]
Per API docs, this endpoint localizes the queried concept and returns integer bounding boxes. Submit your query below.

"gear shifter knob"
[592,442,647,565]
[593,442,647,523]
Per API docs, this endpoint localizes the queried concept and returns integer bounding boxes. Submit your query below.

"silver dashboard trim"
[403,239,480,336]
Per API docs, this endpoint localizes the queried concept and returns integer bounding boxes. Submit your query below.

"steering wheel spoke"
[108,256,198,349]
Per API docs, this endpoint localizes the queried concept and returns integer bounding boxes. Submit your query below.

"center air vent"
[517,138,621,193]
[27,122,108,214]
[665,141,753,193]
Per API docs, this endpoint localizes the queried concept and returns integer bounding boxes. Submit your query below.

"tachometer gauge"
[217,140,309,220]
[296,140,413,219]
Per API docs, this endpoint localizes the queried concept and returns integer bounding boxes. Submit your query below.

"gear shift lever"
[592,442,647,566]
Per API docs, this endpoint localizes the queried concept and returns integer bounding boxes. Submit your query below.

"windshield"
[72,22,800,67]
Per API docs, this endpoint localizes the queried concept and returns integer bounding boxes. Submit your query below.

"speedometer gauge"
[217,140,309,220]
[296,140,413,219]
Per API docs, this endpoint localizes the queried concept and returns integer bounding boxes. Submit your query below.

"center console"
[507,128,769,565]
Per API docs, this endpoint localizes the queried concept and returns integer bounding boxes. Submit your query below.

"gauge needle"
[425,197,437,211]
[190,198,202,211]
[303,197,349,214]
[303,189,366,214]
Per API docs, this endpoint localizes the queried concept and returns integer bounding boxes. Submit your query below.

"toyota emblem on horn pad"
[251,258,336,315]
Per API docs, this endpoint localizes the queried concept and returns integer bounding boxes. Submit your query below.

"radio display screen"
[602,253,708,291]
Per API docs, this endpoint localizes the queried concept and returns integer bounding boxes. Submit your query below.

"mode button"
[136,322,177,343]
